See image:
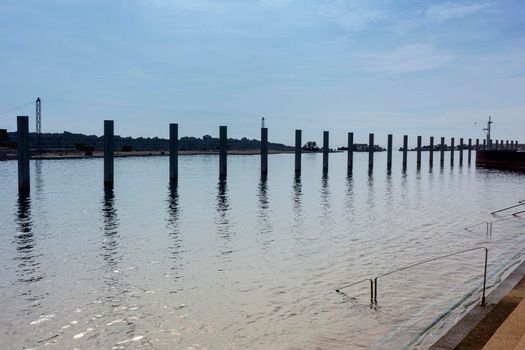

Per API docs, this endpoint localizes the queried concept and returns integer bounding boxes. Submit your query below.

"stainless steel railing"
[491,201,525,215]
[336,247,488,307]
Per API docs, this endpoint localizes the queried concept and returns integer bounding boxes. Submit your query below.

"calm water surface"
[1,151,525,349]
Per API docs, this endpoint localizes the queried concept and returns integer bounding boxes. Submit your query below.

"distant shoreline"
[0,148,382,161]
[1,149,296,161]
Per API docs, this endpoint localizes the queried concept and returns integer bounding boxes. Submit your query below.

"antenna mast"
[36,97,42,153]
[483,116,492,149]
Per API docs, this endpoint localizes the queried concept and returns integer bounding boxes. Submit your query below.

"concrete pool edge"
[429,259,525,350]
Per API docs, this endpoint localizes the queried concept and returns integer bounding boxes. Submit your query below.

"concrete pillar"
[387,134,393,170]
[511,141,514,150]
[17,116,30,191]
[347,132,354,173]
[459,138,464,165]
[476,139,479,151]
[495,139,499,150]
[450,137,455,166]
[402,135,408,170]
[219,125,227,177]
[488,139,492,150]
[368,133,374,170]
[429,136,434,167]
[169,123,178,182]
[416,135,422,168]
[261,127,268,175]
[104,120,114,187]
[295,129,301,174]
[440,137,445,166]
[483,139,486,150]
[506,140,509,150]
[468,138,472,164]
[323,131,329,172]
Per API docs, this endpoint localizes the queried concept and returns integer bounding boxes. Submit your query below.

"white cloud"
[425,2,492,22]
[356,44,454,74]
[308,0,387,31]
[259,0,388,31]
[140,0,236,13]
[259,0,294,8]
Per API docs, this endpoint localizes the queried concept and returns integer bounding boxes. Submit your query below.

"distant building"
[0,129,8,143]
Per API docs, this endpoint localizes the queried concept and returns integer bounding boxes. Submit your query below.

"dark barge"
[476,150,525,171]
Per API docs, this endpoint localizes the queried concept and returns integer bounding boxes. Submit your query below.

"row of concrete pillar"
[14,116,521,191]
[293,131,519,174]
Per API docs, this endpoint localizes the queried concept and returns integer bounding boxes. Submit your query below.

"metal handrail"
[335,278,374,304]
[335,247,489,307]
[372,247,488,306]
[464,220,493,231]
[491,202,525,215]
[464,214,525,232]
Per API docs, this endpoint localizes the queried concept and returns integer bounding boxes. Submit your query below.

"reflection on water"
[384,172,393,206]
[100,187,127,303]
[2,153,525,350]
[216,178,232,239]
[166,183,184,282]
[320,174,332,230]
[292,175,302,206]
[258,175,269,212]
[34,159,44,198]
[257,175,272,235]
[292,175,303,230]
[216,178,235,262]
[101,187,120,271]
[256,175,273,253]
[13,192,46,310]
[344,174,354,218]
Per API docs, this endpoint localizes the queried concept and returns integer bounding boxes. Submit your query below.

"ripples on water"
[0,152,525,349]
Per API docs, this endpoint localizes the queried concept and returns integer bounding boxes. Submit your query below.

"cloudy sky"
[1,0,524,146]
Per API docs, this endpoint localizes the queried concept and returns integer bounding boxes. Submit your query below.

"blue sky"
[1,0,524,146]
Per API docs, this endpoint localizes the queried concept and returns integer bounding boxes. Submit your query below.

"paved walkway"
[481,285,525,349]
[453,276,525,349]
[430,261,525,350]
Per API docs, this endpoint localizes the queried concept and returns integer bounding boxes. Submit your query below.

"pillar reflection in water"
[166,182,185,283]
[34,159,44,197]
[100,187,124,294]
[99,188,136,333]
[366,171,376,220]
[257,175,272,235]
[292,175,303,225]
[384,171,393,208]
[320,173,332,229]
[344,174,355,219]
[14,191,46,310]
[216,178,233,244]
